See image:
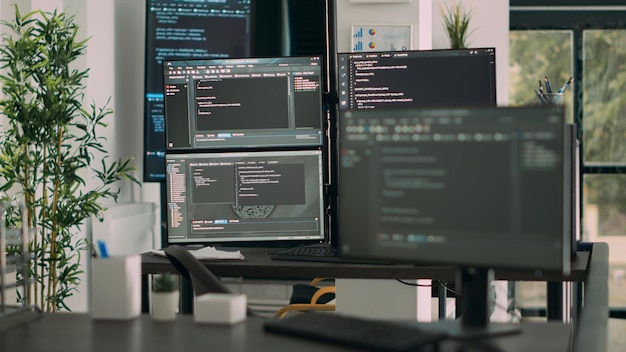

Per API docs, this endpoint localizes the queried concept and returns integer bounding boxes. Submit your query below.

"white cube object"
[194,293,246,324]
[91,255,141,320]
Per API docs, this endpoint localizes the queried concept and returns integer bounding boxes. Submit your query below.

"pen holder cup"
[538,93,564,105]
[91,255,142,320]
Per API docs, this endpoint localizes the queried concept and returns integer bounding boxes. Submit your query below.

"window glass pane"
[583,30,626,164]
[509,30,573,122]
[584,174,626,308]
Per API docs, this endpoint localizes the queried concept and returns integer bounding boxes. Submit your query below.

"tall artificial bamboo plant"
[0,6,138,312]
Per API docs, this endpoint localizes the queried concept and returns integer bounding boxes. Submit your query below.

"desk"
[0,313,574,352]
[3,245,597,351]
[141,247,591,317]
[141,246,590,282]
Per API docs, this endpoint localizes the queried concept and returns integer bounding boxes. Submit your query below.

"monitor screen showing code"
[337,48,496,111]
[166,150,325,244]
[163,56,324,151]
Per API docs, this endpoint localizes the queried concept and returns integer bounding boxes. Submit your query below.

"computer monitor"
[166,149,326,246]
[163,55,325,151]
[337,48,497,111]
[338,106,572,337]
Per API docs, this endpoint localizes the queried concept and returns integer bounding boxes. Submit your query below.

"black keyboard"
[263,313,446,351]
[270,245,391,264]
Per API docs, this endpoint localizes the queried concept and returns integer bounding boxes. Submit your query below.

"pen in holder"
[537,92,564,105]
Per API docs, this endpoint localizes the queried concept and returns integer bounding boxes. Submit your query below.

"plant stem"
[46,126,64,312]
[21,144,36,308]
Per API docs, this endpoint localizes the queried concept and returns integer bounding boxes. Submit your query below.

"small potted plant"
[151,273,179,321]
[440,1,473,49]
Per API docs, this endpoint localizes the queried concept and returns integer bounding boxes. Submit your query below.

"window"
[510,1,626,316]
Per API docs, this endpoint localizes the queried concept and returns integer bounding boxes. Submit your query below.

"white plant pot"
[151,291,179,321]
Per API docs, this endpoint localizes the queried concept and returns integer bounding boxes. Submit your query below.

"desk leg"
[438,282,447,320]
[547,281,565,321]
[142,274,150,313]
[335,278,432,322]
[180,277,194,314]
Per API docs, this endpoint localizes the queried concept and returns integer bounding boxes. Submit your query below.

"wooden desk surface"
[0,313,573,352]
[142,246,590,282]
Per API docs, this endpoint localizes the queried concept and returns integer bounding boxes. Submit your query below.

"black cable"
[438,280,460,296]
[395,279,433,287]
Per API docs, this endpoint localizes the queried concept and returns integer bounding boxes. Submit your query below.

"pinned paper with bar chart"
[351,24,412,52]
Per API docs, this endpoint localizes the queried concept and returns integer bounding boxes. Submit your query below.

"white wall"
[112,0,149,204]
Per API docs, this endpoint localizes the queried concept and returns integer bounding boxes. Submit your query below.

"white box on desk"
[194,293,246,324]
[91,255,141,320]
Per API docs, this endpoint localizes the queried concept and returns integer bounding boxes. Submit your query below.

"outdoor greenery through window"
[509,30,573,118]
[583,30,626,165]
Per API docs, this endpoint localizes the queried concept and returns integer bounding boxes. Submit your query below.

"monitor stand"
[422,267,521,340]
